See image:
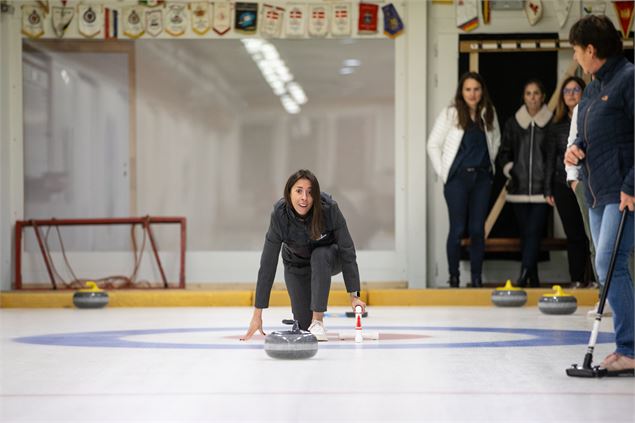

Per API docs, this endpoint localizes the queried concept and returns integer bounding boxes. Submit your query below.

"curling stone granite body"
[73,281,109,309]
[539,285,577,315]
[264,320,318,359]
[491,280,527,307]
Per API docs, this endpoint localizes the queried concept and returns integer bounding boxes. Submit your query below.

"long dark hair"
[453,72,495,131]
[283,169,324,240]
[553,76,586,123]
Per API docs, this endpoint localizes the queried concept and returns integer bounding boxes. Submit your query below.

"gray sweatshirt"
[254,192,360,308]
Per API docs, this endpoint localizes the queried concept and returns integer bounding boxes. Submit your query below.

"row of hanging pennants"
[21,1,405,40]
[455,0,633,38]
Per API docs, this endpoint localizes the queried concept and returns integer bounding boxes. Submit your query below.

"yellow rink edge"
[0,288,599,308]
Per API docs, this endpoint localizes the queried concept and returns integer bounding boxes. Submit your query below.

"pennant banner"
[78,5,102,38]
[331,3,351,37]
[52,6,74,38]
[146,8,163,37]
[213,1,231,35]
[382,3,404,38]
[285,3,306,37]
[525,0,543,25]
[358,2,378,34]
[582,1,606,16]
[482,0,491,24]
[260,3,285,37]
[139,0,165,6]
[614,1,634,38]
[308,4,328,37]
[456,0,479,32]
[554,0,572,28]
[235,2,258,34]
[165,3,188,36]
[104,7,119,39]
[22,4,45,39]
[123,6,145,39]
[190,2,211,36]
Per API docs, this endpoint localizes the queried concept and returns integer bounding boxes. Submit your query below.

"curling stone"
[491,280,527,307]
[539,285,577,315]
[264,319,318,360]
[73,281,109,309]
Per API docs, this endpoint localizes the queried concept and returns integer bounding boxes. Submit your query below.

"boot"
[471,275,483,288]
[528,267,540,288]
[516,267,529,288]
[448,275,460,288]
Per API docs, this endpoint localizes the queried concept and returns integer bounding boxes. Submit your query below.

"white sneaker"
[587,300,613,318]
[308,320,328,341]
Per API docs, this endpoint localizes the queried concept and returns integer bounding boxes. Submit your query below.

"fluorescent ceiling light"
[342,58,361,67]
[242,38,308,114]
[339,67,355,75]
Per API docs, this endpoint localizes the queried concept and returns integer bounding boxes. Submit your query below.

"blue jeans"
[588,204,634,358]
[443,167,492,280]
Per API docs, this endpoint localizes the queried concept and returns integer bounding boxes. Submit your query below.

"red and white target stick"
[339,306,379,341]
[355,305,364,343]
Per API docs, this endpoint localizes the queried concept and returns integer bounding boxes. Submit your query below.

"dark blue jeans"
[512,203,549,271]
[443,167,492,280]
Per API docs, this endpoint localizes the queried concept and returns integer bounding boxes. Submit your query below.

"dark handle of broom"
[596,209,628,316]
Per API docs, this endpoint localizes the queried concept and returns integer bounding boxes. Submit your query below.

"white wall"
[0,3,25,291]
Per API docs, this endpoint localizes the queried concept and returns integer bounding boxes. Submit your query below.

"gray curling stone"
[264,319,318,360]
[539,285,577,315]
[73,281,109,309]
[491,280,527,307]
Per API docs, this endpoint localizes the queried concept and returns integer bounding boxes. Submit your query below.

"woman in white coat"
[427,72,501,287]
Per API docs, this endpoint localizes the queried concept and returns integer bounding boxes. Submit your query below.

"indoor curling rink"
[1,305,634,423]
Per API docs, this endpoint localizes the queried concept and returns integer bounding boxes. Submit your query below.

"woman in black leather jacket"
[241,169,366,342]
[497,79,552,287]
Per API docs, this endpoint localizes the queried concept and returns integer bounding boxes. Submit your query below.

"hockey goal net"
[15,216,186,289]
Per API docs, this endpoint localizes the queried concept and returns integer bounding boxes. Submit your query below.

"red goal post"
[14,216,186,290]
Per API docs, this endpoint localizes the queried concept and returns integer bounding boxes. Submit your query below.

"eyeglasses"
[563,87,582,95]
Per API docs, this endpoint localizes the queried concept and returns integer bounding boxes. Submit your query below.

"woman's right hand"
[240,308,265,341]
[545,195,555,207]
[564,145,585,166]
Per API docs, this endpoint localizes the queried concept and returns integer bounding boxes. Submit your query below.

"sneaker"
[587,300,613,318]
[308,320,328,341]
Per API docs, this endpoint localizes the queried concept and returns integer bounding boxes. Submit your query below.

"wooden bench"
[461,237,567,252]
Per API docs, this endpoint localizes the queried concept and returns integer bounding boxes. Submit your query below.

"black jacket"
[254,192,360,308]
[497,105,552,202]
[545,115,571,196]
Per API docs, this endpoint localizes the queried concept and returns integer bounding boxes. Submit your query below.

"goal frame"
[14,216,186,289]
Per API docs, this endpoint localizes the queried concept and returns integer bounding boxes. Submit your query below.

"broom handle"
[597,209,628,315]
